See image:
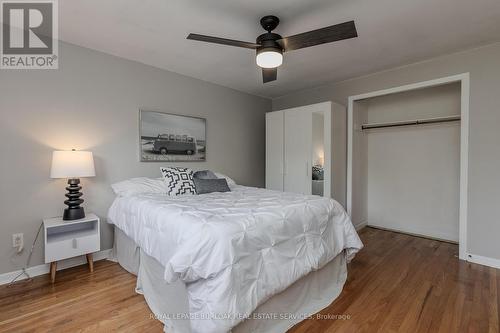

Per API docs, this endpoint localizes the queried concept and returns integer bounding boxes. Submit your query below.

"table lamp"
[50,150,95,220]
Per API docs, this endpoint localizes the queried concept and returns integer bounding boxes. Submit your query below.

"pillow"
[214,172,237,187]
[160,167,196,196]
[193,170,217,180]
[111,177,168,197]
[193,178,231,194]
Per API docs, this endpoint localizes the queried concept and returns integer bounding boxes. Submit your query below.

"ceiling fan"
[187,15,358,83]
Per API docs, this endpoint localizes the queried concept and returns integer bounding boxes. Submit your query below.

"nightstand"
[43,213,100,283]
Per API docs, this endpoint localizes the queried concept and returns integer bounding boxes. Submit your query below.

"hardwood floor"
[289,228,499,333]
[0,227,498,333]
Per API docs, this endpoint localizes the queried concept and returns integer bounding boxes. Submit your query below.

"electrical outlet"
[12,233,24,253]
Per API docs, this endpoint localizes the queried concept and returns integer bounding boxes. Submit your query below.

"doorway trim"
[347,73,470,260]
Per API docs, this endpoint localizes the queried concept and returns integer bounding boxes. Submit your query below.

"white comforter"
[107,186,363,333]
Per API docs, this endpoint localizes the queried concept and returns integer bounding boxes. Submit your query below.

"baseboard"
[367,224,458,244]
[0,249,112,286]
[466,253,500,269]
[355,220,368,231]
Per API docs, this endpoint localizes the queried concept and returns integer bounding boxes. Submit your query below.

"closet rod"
[361,115,461,130]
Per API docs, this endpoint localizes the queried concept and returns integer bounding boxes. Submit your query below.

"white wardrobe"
[266,101,346,201]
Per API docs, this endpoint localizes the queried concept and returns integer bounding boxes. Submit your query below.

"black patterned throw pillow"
[160,167,196,196]
[312,165,324,180]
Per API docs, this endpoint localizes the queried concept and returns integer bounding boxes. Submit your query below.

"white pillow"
[160,167,196,196]
[111,177,168,197]
[214,172,237,187]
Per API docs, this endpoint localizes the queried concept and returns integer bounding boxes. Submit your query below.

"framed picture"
[139,110,206,162]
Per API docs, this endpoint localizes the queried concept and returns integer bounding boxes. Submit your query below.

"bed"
[107,182,362,333]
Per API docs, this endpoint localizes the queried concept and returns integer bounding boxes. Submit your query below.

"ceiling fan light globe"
[256,50,283,68]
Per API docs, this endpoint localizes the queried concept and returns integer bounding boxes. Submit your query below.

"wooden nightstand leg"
[50,262,57,283]
[86,253,94,273]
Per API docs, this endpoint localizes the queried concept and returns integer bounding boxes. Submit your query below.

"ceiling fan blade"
[278,21,357,52]
[187,33,260,49]
[262,68,277,83]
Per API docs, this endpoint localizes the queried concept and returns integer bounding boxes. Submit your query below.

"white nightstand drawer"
[44,214,101,264]
[45,233,99,263]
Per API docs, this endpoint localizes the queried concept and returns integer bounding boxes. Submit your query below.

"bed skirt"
[111,226,348,333]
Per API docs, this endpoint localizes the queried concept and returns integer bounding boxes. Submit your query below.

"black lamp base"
[63,207,85,220]
[63,178,86,221]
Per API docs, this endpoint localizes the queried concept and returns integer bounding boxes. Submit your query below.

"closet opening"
[347,74,470,260]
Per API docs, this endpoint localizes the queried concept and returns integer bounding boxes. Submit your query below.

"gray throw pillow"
[193,170,217,180]
[193,178,231,194]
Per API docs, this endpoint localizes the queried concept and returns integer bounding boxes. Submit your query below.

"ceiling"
[59,0,500,98]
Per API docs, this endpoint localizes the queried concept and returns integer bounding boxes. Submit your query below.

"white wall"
[351,102,368,226]
[363,84,461,241]
[272,42,500,261]
[0,42,271,274]
[331,103,347,207]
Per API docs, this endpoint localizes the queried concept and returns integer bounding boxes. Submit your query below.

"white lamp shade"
[50,150,95,179]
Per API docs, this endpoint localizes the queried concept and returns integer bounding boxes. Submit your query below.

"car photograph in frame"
[139,110,206,162]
